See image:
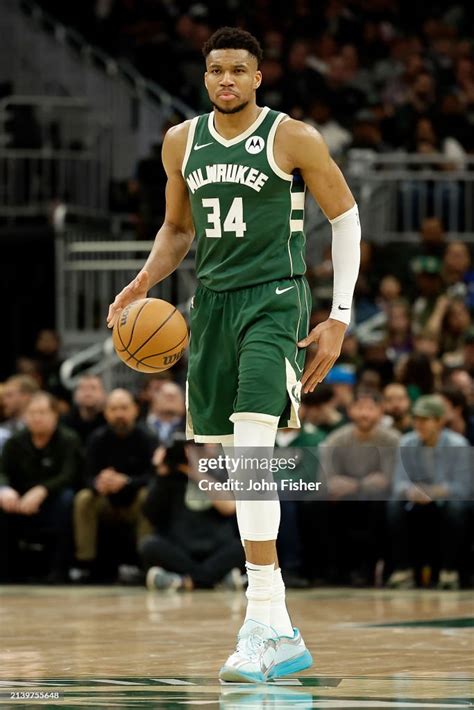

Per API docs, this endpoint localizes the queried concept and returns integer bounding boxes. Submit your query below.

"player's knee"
[236,499,281,541]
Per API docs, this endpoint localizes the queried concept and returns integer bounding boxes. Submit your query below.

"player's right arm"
[107,121,195,328]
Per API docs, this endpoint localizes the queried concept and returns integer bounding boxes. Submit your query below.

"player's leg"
[186,285,237,443]
[220,279,312,682]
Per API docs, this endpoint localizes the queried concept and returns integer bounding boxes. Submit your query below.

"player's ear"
[204,72,208,89]
[254,70,262,90]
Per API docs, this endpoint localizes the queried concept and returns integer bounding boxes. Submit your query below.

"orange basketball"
[112,298,188,373]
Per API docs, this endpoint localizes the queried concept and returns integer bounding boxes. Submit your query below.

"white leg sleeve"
[232,415,281,542]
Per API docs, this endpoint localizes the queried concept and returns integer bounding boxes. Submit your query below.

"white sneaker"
[219,619,279,683]
[268,627,313,679]
[387,569,415,589]
[438,569,460,590]
[146,566,183,591]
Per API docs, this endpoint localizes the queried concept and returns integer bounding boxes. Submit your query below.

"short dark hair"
[202,27,263,66]
[440,385,467,411]
[353,388,383,405]
[302,384,334,406]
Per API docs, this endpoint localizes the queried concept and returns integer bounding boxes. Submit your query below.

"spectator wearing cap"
[410,255,445,336]
[324,364,356,415]
[320,389,400,585]
[387,395,471,590]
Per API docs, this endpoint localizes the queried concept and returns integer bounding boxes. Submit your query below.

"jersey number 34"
[202,197,247,238]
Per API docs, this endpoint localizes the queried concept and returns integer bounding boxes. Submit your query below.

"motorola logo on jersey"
[245,136,265,154]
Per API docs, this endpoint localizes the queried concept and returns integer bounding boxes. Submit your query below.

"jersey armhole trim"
[181,116,199,177]
[267,113,293,182]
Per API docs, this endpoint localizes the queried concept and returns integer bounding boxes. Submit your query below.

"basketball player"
[108,27,360,683]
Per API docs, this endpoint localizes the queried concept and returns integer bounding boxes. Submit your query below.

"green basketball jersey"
[182,106,306,291]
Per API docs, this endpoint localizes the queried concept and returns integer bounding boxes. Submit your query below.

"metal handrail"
[59,336,117,390]
[20,0,194,120]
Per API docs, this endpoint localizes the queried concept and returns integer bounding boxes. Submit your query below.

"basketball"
[112,298,188,373]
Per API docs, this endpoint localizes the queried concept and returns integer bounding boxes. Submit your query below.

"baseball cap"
[412,395,445,419]
[324,364,356,385]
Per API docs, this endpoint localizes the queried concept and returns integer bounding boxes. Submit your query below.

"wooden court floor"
[0,585,472,708]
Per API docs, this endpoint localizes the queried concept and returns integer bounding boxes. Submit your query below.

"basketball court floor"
[0,585,472,708]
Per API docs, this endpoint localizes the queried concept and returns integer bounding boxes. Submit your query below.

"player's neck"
[212,103,262,140]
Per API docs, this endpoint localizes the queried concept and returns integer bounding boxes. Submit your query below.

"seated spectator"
[73,389,157,581]
[300,385,346,437]
[0,392,82,582]
[324,364,356,413]
[137,373,172,418]
[463,328,474,378]
[412,217,446,263]
[395,352,437,402]
[411,256,445,335]
[32,329,69,408]
[382,383,413,434]
[384,300,413,364]
[140,443,245,591]
[305,98,351,159]
[146,381,185,446]
[0,375,40,451]
[413,330,441,360]
[275,421,326,587]
[439,385,474,445]
[358,368,383,392]
[61,374,107,444]
[442,241,472,290]
[387,395,471,590]
[320,390,400,585]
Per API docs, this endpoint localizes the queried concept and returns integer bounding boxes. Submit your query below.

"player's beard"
[211,99,249,114]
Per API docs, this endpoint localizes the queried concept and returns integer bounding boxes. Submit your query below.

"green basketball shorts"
[186,276,311,443]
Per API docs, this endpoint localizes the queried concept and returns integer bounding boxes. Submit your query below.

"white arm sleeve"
[328,203,361,326]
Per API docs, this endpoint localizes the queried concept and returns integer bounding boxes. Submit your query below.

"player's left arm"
[277,120,361,392]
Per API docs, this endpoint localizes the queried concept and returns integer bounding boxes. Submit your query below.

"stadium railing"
[0,0,193,188]
[0,95,111,217]
[346,151,474,243]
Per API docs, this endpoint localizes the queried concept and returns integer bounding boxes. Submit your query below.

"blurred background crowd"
[0,0,472,592]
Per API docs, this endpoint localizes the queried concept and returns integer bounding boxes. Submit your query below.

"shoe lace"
[237,631,265,660]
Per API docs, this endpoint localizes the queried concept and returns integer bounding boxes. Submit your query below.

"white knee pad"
[236,498,281,541]
[231,414,280,541]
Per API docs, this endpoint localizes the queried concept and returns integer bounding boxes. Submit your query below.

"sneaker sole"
[268,649,313,679]
[219,666,266,683]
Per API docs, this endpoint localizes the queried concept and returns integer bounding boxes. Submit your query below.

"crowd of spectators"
[28,1,474,237]
[34,0,473,155]
[1,1,472,591]
[0,262,472,589]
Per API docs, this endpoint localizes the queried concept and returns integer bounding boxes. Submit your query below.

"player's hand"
[17,485,48,515]
[107,270,150,329]
[298,318,347,393]
[0,486,21,513]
